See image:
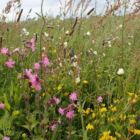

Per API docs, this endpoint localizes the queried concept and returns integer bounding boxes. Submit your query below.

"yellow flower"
[111,107,117,112]
[13,110,19,116]
[42,93,45,97]
[83,80,88,84]
[99,107,107,113]
[130,119,136,124]
[64,92,69,96]
[86,123,94,130]
[135,94,138,99]
[119,114,126,120]
[22,133,26,137]
[131,129,140,135]
[99,130,116,140]
[132,98,137,103]
[128,92,134,96]
[115,132,121,138]
[53,49,57,53]
[57,85,62,90]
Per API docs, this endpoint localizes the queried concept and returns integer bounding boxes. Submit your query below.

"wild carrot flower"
[5,59,15,68]
[0,103,5,108]
[1,48,8,54]
[69,92,77,102]
[97,96,103,103]
[66,110,75,119]
[59,107,64,115]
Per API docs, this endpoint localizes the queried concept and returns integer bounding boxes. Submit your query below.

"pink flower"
[59,107,64,115]
[34,63,40,70]
[5,59,15,68]
[43,57,50,67]
[30,38,35,52]
[0,103,4,108]
[66,110,75,119]
[53,96,60,104]
[3,137,10,140]
[97,96,103,103]
[58,118,61,124]
[26,69,32,76]
[51,124,56,131]
[69,92,77,102]
[1,48,8,54]
[51,69,54,73]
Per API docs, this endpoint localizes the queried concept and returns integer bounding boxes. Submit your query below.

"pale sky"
[0,0,135,21]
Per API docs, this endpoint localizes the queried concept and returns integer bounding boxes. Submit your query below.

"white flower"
[22,28,27,33]
[92,40,94,43]
[59,63,62,67]
[60,18,63,20]
[64,42,67,48]
[65,30,69,35]
[128,43,131,45]
[93,51,97,55]
[72,62,77,67]
[86,31,90,36]
[25,32,29,35]
[74,55,77,59]
[59,37,61,40]
[117,68,124,76]
[108,44,111,47]
[2,13,8,19]
[103,53,106,56]
[42,47,45,50]
[108,41,111,44]
[76,77,80,83]
[119,24,122,28]
[44,32,48,37]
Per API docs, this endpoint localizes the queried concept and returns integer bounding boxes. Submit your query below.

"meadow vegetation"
[1,0,140,139]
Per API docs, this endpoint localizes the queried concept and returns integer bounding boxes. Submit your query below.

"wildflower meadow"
[1,0,140,139]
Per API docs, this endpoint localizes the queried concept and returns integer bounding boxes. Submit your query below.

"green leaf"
[21,122,39,131]
[4,93,10,111]
[35,12,43,19]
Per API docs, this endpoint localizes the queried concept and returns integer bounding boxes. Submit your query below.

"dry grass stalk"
[0,37,2,49]
[17,9,23,22]
[65,0,73,16]
[74,0,82,16]
[83,0,92,13]
[72,17,78,29]
[98,3,122,24]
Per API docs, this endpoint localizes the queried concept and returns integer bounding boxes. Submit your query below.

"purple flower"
[97,96,103,103]
[43,57,50,67]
